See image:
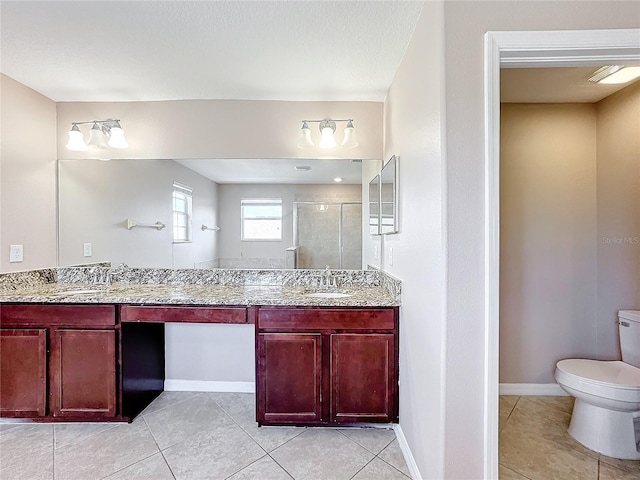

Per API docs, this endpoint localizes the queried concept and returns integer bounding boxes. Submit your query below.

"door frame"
[483,28,640,479]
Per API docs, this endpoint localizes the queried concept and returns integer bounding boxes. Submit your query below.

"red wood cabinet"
[50,329,116,417]
[0,304,118,420]
[331,333,395,423]
[0,329,47,417]
[258,333,322,423]
[256,307,399,426]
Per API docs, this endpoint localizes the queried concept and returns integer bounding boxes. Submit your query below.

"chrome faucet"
[319,265,336,290]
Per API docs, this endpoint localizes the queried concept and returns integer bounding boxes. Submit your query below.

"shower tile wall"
[295,193,362,270]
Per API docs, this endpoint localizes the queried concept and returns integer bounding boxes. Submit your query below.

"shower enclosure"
[293,201,362,269]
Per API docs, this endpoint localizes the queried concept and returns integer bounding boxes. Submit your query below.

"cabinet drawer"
[0,304,115,327]
[120,305,247,324]
[257,307,395,331]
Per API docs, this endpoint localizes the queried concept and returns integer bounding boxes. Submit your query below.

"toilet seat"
[556,359,640,404]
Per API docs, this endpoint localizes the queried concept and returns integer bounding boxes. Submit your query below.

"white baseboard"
[393,424,421,480]
[164,380,255,393]
[499,383,568,396]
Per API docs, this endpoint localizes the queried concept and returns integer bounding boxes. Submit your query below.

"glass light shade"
[599,66,640,84]
[87,123,108,149]
[297,122,314,148]
[319,126,337,149]
[66,125,88,151]
[341,120,359,148]
[108,126,129,148]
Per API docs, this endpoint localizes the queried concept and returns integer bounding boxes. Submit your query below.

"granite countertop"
[0,282,399,307]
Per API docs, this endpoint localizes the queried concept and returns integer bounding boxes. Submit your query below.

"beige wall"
[500,104,598,383]
[596,81,640,356]
[443,2,639,478]
[383,3,447,478]
[500,87,640,385]
[58,159,218,268]
[56,100,383,161]
[0,74,57,272]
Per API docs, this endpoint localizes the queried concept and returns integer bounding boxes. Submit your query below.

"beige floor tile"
[503,396,599,460]
[499,396,520,432]
[378,439,411,477]
[338,427,396,455]
[599,461,640,480]
[522,395,574,415]
[270,428,374,480]
[0,423,52,458]
[599,455,640,475]
[0,442,53,480]
[353,457,410,479]
[54,421,119,449]
[499,464,530,479]
[144,393,233,450]
[54,419,159,480]
[163,421,266,480]
[103,452,174,480]
[141,390,199,416]
[228,455,293,480]
[210,392,305,452]
[500,414,598,480]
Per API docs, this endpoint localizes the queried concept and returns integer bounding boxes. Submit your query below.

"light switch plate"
[83,242,93,257]
[9,244,23,263]
[374,244,379,260]
[388,247,394,266]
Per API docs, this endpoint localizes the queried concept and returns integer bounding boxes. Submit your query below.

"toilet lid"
[556,359,640,388]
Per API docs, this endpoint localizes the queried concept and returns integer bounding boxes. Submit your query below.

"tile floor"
[499,395,640,480]
[0,392,411,480]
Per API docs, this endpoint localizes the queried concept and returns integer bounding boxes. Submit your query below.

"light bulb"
[341,120,359,148]
[87,122,108,149]
[319,120,337,149]
[297,121,314,148]
[108,121,128,148]
[66,124,88,151]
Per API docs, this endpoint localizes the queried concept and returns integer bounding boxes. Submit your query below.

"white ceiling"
[175,158,365,184]
[0,1,424,102]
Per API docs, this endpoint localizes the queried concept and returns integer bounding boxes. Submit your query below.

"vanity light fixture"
[297,118,359,149]
[66,119,129,151]
[588,65,640,84]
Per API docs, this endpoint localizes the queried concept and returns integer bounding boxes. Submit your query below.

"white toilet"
[555,310,640,460]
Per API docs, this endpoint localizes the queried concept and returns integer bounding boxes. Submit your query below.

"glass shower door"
[294,202,362,269]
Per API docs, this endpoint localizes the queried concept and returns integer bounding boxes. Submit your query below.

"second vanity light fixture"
[66,119,129,151]
[297,118,359,149]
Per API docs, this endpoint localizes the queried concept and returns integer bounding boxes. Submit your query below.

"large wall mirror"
[58,158,378,270]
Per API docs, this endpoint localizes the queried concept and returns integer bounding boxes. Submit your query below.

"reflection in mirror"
[58,158,372,269]
[368,175,380,235]
[380,155,399,234]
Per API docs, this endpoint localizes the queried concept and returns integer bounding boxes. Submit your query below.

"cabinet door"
[257,333,322,423]
[0,329,47,416]
[50,329,116,417]
[330,333,396,423]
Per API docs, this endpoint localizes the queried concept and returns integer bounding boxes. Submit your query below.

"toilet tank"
[619,310,640,368]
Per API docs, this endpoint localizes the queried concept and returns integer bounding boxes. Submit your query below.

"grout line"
[348,456,375,479]
[140,415,177,480]
[222,453,269,480]
[336,427,395,455]
[140,391,200,419]
[498,463,534,480]
[266,453,295,480]
[376,454,412,479]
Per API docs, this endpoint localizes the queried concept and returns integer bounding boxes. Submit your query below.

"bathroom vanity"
[0,268,400,425]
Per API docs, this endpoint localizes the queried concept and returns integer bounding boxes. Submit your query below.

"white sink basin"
[304,292,354,299]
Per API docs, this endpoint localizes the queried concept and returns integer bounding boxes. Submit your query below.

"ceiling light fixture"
[66,119,129,151]
[333,177,343,182]
[297,118,359,149]
[588,65,640,84]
